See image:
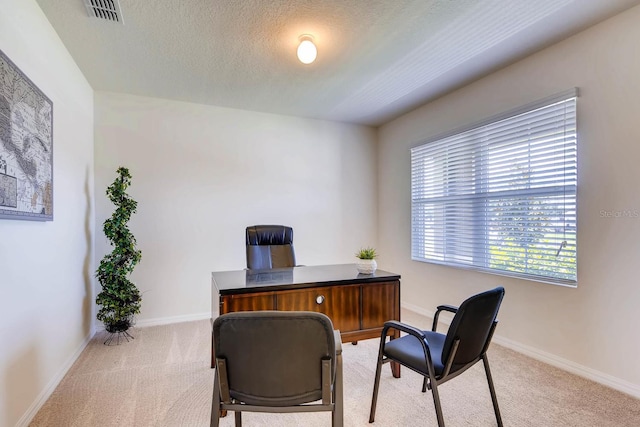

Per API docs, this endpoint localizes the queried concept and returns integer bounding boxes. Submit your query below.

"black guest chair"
[246,225,296,270]
[211,311,343,427]
[369,286,505,427]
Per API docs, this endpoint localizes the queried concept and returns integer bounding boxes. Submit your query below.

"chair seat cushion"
[383,330,446,377]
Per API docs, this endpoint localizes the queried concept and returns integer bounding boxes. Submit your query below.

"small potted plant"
[355,247,377,274]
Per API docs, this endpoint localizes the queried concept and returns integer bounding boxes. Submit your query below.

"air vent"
[83,0,124,24]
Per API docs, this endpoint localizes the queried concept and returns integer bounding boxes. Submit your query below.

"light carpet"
[30,312,640,426]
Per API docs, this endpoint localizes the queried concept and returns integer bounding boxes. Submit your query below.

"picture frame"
[0,48,53,221]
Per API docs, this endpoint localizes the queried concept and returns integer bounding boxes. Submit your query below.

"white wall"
[378,5,640,395]
[6,2,637,425]
[0,1,95,426]
[94,92,378,324]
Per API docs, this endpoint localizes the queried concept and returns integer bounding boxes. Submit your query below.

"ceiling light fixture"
[297,35,317,65]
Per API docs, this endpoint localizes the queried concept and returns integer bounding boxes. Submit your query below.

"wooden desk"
[211,263,401,376]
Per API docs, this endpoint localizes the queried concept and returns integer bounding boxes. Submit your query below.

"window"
[411,89,577,286]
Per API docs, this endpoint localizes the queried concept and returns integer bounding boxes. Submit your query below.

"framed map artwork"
[0,49,53,221]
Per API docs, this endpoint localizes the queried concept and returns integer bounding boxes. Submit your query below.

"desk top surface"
[212,263,400,294]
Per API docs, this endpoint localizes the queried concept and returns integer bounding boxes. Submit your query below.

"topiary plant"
[96,167,142,340]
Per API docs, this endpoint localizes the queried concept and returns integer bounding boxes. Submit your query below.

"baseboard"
[94,312,211,332]
[401,302,640,399]
[402,301,434,319]
[493,335,640,399]
[132,311,212,328]
[15,332,93,427]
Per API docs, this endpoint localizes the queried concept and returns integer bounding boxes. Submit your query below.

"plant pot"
[356,259,377,274]
[105,318,133,333]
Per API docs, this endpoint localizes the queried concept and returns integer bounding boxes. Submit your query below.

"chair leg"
[210,370,221,427]
[422,377,428,393]
[333,352,344,427]
[429,378,445,427]
[234,411,242,427]
[369,342,385,423]
[424,360,445,427]
[483,355,503,427]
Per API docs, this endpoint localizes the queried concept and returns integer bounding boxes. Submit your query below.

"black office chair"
[246,225,296,270]
[369,286,505,427]
[211,311,343,427]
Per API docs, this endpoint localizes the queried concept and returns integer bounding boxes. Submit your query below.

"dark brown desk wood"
[211,264,401,377]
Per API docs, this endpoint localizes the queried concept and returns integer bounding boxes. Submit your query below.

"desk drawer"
[220,291,276,314]
[276,285,360,333]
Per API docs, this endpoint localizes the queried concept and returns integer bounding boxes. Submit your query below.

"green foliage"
[96,167,142,333]
[489,234,576,281]
[356,247,377,260]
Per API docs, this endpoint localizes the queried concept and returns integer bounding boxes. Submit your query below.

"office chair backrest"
[443,286,505,370]
[213,311,336,406]
[246,225,296,269]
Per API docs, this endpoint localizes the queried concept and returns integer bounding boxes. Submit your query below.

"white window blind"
[411,90,577,286]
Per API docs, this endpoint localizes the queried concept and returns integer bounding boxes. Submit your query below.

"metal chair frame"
[369,298,503,427]
[211,318,343,427]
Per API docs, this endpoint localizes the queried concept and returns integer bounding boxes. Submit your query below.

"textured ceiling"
[35,0,640,126]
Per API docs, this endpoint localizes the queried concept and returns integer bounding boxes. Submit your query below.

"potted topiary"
[96,167,142,345]
[355,247,377,274]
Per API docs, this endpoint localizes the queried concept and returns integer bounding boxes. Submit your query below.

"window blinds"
[411,90,577,286]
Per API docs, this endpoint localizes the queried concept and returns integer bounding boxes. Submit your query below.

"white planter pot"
[356,259,377,274]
